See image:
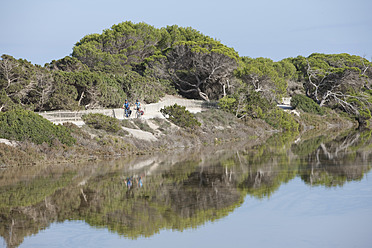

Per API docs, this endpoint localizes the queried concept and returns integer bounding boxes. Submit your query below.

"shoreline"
[0,104,357,168]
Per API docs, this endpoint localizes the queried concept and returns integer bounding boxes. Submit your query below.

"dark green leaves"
[291,94,324,115]
[82,113,121,133]
[0,109,75,146]
[160,104,201,131]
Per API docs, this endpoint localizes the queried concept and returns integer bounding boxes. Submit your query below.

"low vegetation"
[291,94,324,115]
[82,113,121,133]
[0,108,75,146]
[160,104,201,131]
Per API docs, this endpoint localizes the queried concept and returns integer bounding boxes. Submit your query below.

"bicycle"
[135,108,143,118]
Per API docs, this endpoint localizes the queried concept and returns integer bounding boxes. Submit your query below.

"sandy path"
[121,127,157,141]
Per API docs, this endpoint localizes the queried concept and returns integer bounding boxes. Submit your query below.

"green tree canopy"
[289,53,372,126]
[148,40,239,101]
[72,21,165,72]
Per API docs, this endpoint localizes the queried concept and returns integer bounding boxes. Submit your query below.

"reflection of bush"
[300,165,370,188]
[238,169,297,199]
[76,160,244,239]
[2,132,371,246]
[0,172,75,208]
[291,135,325,156]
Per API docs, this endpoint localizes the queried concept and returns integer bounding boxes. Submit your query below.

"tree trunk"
[78,91,85,106]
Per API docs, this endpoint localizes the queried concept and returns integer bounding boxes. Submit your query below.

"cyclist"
[123,99,131,118]
[135,99,142,118]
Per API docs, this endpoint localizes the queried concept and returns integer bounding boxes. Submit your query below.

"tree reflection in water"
[0,129,371,248]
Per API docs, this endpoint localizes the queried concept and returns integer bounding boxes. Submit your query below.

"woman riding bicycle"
[135,99,142,118]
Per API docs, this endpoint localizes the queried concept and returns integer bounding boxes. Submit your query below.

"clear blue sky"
[1,0,371,65]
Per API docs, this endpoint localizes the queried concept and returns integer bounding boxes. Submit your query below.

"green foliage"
[0,54,54,111]
[160,104,201,130]
[165,25,214,45]
[119,70,171,103]
[288,53,372,124]
[160,39,239,100]
[46,71,127,110]
[218,96,237,113]
[288,54,372,98]
[72,22,218,74]
[289,53,371,88]
[263,107,299,132]
[0,89,17,111]
[47,73,79,110]
[121,119,138,129]
[0,108,75,146]
[217,90,299,131]
[244,91,298,131]
[246,91,274,118]
[347,96,372,125]
[72,21,164,71]
[295,53,369,72]
[46,56,88,72]
[2,19,372,130]
[173,40,240,61]
[235,57,293,100]
[291,94,325,115]
[82,113,122,133]
[95,73,126,107]
[71,22,235,102]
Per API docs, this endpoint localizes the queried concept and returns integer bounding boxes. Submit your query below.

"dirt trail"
[39,95,209,126]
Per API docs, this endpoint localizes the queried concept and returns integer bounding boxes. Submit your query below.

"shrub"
[218,96,237,114]
[264,107,299,132]
[82,113,121,133]
[291,94,324,115]
[246,91,274,119]
[160,104,201,130]
[347,97,372,126]
[0,109,75,146]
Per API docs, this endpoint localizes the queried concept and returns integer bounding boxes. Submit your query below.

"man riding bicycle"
[123,99,131,118]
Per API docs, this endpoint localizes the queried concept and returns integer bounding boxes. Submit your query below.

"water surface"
[1,130,372,248]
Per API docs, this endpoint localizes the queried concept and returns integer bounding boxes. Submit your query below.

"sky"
[1,0,372,66]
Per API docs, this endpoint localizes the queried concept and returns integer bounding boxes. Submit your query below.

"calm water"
[1,130,372,248]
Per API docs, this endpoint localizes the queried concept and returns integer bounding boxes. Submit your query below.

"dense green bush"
[218,90,298,131]
[291,94,324,115]
[160,104,201,130]
[0,109,75,146]
[246,91,274,118]
[347,97,371,126]
[235,57,294,101]
[82,113,121,133]
[264,107,299,132]
[218,96,237,114]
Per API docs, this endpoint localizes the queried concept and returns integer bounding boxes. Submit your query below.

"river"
[1,129,372,248]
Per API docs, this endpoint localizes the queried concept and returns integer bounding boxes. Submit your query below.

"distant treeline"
[1,21,372,127]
